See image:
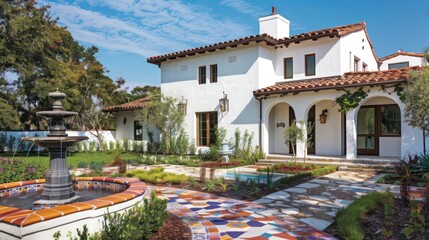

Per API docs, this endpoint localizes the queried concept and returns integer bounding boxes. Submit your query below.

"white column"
[346,108,357,159]
[293,108,307,158]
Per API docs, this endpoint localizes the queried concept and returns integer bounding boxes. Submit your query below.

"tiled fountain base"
[153,186,334,240]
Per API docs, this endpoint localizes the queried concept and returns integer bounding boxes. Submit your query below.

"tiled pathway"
[253,171,389,230]
[152,186,334,240]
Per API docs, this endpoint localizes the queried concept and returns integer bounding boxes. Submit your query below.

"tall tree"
[403,68,429,153]
[0,1,126,130]
[138,94,184,154]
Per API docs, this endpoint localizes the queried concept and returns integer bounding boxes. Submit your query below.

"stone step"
[263,156,399,165]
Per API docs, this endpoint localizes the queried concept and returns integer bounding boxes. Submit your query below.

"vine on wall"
[335,88,368,113]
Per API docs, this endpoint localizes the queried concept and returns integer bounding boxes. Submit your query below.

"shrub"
[335,192,386,240]
[126,167,188,185]
[115,140,123,152]
[0,158,47,184]
[58,191,168,240]
[106,141,113,152]
[89,142,96,153]
[413,153,429,179]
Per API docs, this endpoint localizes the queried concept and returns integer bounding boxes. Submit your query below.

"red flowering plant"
[0,158,46,184]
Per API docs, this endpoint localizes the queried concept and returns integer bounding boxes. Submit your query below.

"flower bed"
[201,161,240,168]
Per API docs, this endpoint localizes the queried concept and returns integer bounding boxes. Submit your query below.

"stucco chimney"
[259,6,290,39]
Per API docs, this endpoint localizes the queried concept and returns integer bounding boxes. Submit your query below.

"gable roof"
[102,97,150,112]
[253,66,422,98]
[147,22,371,65]
[379,51,425,62]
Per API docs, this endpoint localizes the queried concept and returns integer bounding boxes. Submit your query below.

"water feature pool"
[224,171,290,183]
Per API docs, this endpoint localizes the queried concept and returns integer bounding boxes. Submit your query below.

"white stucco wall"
[160,44,261,149]
[274,37,342,82]
[340,30,378,73]
[314,100,343,156]
[379,55,427,70]
[115,111,160,145]
[268,103,289,154]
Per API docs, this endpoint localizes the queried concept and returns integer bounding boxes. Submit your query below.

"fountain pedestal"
[22,91,88,206]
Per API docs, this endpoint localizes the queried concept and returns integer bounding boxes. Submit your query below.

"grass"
[334,191,386,240]
[0,151,141,169]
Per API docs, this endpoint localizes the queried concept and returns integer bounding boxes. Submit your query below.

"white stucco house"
[146,7,427,160]
[103,98,160,146]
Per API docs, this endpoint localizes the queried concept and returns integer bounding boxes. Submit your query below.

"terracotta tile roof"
[102,97,150,112]
[147,22,370,65]
[277,22,366,45]
[253,67,423,98]
[379,51,425,62]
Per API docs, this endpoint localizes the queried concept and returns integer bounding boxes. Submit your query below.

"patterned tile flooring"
[152,186,335,240]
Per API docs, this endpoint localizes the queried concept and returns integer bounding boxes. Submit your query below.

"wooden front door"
[357,106,379,155]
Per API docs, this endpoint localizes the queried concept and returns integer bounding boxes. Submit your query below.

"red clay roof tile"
[102,97,150,112]
[379,51,425,62]
[253,67,423,97]
[147,22,370,65]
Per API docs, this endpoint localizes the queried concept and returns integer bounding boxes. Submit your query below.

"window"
[354,57,360,72]
[196,112,218,146]
[134,121,142,140]
[305,54,316,76]
[198,66,206,84]
[284,57,293,79]
[388,62,409,69]
[380,105,401,136]
[210,64,217,83]
[362,63,368,71]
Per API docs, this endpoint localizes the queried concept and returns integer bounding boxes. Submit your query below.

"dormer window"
[354,57,360,72]
[198,66,206,84]
[305,54,316,76]
[362,63,368,71]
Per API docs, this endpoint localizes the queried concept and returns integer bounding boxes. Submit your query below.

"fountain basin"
[0,177,148,239]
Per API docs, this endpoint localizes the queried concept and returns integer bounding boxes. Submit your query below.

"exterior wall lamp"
[219,91,229,112]
[177,96,188,115]
[123,117,127,125]
[319,109,328,124]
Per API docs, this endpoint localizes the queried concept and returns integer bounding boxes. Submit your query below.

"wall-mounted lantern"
[123,117,127,125]
[319,109,328,124]
[219,91,229,112]
[177,96,188,115]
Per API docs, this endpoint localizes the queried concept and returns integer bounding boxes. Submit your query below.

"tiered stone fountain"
[22,91,88,206]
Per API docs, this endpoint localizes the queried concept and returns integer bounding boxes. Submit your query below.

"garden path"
[253,171,390,231]
[151,186,335,240]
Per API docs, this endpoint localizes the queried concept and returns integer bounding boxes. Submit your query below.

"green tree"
[126,85,160,101]
[0,1,126,130]
[403,68,429,152]
[0,98,20,130]
[138,94,184,154]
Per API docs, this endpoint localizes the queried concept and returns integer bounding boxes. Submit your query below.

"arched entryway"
[357,97,401,157]
[268,103,295,154]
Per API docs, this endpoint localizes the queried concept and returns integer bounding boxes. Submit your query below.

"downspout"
[258,98,262,148]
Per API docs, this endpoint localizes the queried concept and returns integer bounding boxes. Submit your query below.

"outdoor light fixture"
[319,109,328,124]
[178,96,188,115]
[123,117,127,125]
[219,91,229,112]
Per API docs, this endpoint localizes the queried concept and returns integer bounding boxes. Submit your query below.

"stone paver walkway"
[152,186,335,240]
[253,171,390,231]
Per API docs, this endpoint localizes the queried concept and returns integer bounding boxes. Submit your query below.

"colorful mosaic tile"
[153,186,336,239]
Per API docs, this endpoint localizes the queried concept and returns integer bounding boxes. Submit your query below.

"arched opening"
[305,100,344,156]
[357,97,401,157]
[268,102,294,154]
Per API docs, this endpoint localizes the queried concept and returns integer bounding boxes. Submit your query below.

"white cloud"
[42,0,251,57]
[220,0,265,17]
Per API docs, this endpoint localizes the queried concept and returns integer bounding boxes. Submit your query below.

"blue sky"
[41,0,429,90]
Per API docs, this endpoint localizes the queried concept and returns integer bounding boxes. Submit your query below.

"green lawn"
[0,152,141,169]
